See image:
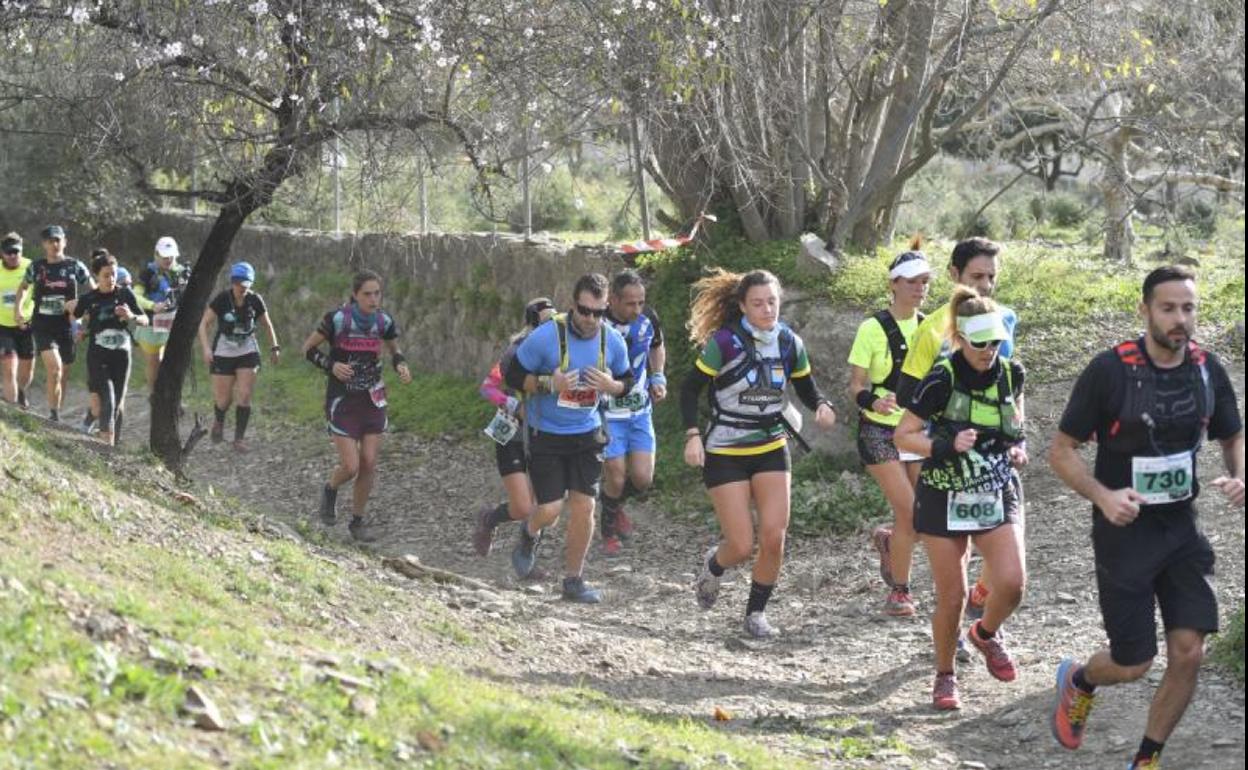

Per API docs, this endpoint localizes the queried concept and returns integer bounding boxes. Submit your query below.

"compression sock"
[1072,666,1096,693]
[746,581,775,616]
[707,554,726,577]
[487,502,512,528]
[600,492,622,535]
[235,406,252,441]
[1134,737,1164,766]
[213,405,227,425]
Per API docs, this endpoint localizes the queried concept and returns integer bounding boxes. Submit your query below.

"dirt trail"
[57,377,1247,770]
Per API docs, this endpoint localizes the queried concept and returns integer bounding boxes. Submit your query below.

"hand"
[269,348,281,366]
[202,349,213,367]
[396,363,412,385]
[1211,476,1246,507]
[331,361,354,382]
[114,304,133,321]
[64,299,78,315]
[12,312,23,327]
[953,428,978,453]
[1009,445,1029,468]
[1096,487,1147,526]
[814,402,836,430]
[582,366,618,394]
[872,393,899,416]
[553,369,576,393]
[153,300,166,313]
[683,434,705,467]
[650,383,667,403]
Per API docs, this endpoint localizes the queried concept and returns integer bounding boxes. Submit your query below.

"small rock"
[43,690,88,710]
[182,685,226,731]
[84,612,125,641]
[724,637,751,652]
[1055,592,1077,604]
[249,549,268,564]
[415,730,445,752]
[607,564,634,576]
[320,669,372,691]
[959,762,988,770]
[522,584,546,595]
[1212,738,1238,748]
[349,694,378,717]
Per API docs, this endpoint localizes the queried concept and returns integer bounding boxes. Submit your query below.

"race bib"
[739,385,784,408]
[483,409,520,445]
[152,311,176,331]
[558,386,599,411]
[369,382,388,409]
[95,329,131,351]
[946,490,1005,532]
[1,291,15,307]
[607,388,646,413]
[38,295,65,316]
[1132,452,1194,505]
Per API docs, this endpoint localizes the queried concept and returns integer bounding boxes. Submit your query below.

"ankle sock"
[1135,737,1163,764]
[1072,665,1096,693]
[487,502,511,528]
[975,622,997,641]
[746,580,774,616]
[707,554,725,577]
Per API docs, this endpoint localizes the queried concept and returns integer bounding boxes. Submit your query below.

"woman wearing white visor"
[847,239,931,617]
[895,287,1029,710]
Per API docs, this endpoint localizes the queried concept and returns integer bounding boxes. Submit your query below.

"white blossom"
[163,41,184,58]
[247,0,269,16]
[191,34,204,47]
[68,6,90,24]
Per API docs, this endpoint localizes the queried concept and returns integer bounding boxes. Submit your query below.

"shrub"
[790,470,890,536]
[955,207,1004,240]
[1047,194,1087,228]
[1177,198,1218,240]
[1213,605,1245,682]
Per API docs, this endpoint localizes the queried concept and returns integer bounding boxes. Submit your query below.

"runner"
[133,236,190,397]
[0,233,35,407]
[197,261,279,452]
[66,250,147,446]
[1048,265,1243,769]
[847,243,931,616]
[80,248,114,435]
[302,269,412,542]
[891,237,1020,636]
[682,269,837,638]
[503,273,631,604]
[599,269,666,556]
[471,297,555,557]
[894,286,1028,710]
[13,225,94,422]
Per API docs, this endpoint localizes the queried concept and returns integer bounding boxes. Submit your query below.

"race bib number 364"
[1132,452,1194,505]
[558,386,599,411]
[946,490,1005,532]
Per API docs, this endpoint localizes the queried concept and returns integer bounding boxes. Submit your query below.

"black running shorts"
[495,436,528,477]
[211,351,261,376]
[1092,508,1218,666]
[0,324,34,360]
[32,317,76,364]
[702,445,791,489]
[914,474,1022,538]
[527,429,603,504]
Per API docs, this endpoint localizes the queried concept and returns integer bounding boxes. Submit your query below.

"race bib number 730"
[1132,452,1194,505]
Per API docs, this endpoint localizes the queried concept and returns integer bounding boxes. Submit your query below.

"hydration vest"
[552,312,606,371]
[332,304,386,354]
[707,320,797,432]
[930,355,1023,443]
[872,309,924,396]
[1104,338,1214,455]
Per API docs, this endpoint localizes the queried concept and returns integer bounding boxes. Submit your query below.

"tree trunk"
[1100,121,1135,263]
[149,204,250,471]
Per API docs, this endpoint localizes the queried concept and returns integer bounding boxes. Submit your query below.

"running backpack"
[1104,338,1214,454]
[552,313,606,371]
[706,320,797,432]
[931,356,1022,443]
[872,309,924,394]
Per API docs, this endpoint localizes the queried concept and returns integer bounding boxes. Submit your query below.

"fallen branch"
[382,554,495,592]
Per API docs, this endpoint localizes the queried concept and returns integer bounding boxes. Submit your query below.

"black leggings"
[87,344,132,436]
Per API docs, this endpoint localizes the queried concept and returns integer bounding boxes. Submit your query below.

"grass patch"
[0,411,858,769]
[1213,605,1245,682]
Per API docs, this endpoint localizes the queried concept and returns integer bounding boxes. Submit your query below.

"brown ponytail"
[945,285,999,345]
[687,268,782,345]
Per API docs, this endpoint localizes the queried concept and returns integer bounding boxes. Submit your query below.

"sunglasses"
[2,250,20,256]
[575,303,607,318]
[966,338,1003,350]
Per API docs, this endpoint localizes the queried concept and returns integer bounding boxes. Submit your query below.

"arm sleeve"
[681,367,712,429]
[503,350,533,391]
[381,313,399,340]
[480,361,510,407]
[315,311,336,341]
[71,295,89,319]
[791,373,827,412]
[1057,354,1114,442]
[908,366,954,422]
[1207,355,1244,440]
[124,289,143,316]
[645,306,664,348]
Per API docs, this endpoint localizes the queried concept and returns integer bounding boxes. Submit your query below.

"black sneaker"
[511,527,542,579]
[561,576,603,604]
[318,484,338,525]
[80,414,97,435]
[348,516,380,543]
[49,409,59,423]
[16,389,28,409]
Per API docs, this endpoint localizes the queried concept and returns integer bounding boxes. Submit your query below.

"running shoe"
[601,534,624,558]
[561,576,603,604]
[80,414,96,434]
[511,527,542,579]
[884,587,916,617]
[1051,657,1097,750]
[1128,755,1160,769]
[232,439,250,453]
[956,634,972,663]
[348,516,380,543]
[472,505,497,557]
[614,509,635,539]
[968,620,1017,682]
[871,526,894,588]
[932,672,960,710]
[49,409,59,423]
[16,389,28,409]
[743,611,777,639]
[318,484,338,525]
[967,579,990,620]
[694,545,721,610]
[210,421,224,443]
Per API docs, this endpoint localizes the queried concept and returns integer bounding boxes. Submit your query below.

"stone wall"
[1,207,864,456]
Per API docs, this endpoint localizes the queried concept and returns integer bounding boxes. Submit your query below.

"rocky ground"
[56,373,1247,770]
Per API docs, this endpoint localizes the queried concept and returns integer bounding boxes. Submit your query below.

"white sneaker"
[694,546,721,610]
[744,611,778,639]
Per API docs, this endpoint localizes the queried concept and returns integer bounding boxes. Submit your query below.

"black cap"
[0,234,21,254]
[525,297,555,329]
[41,225,66,240]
